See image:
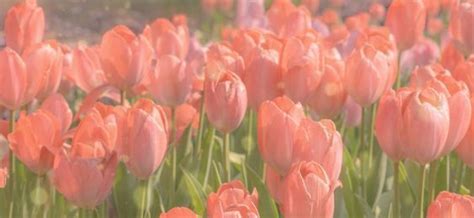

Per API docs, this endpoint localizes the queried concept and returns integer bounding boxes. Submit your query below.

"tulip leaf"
[180,167,206,215]
[245,164,279,218]
[372,191,393,218]
[355,194,375,218]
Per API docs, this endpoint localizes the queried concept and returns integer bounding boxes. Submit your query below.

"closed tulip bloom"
[22,40,64,101]
[4,0,45,53]
[100,25,153,90]
[385,0,427,51]
[375,88,413,161]
[307,49,347,118]
[147,16,189,59]
[39,93,73,133]
[267,0,311,37]
[70,44,107,93]
[160,207,198,218]
[401,87,450,165]
[8,110,62,175]
[456,97,474,169]
[258,96,305,175]
[450,1,474,53]
[280,161,340,218]
[51,107,119,208]
[206,43,245,78]
[452,56,474,92]
[427,191,474,218]
[147,55,193,107]
[281,33,323,103]
[293,119,343,181]
[205,70,247,133]
[244,41,283,109]
[344,43,391,107]
[266,0,296,35]
[120,99,168,179]
[440,40,464,73]
[207,180,259,218]
[0,48,27,110]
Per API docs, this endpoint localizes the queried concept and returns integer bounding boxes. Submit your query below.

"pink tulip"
[452,55,474,92]
[342,96,362,127]
[400,38,440,74]
[4,0,45,53]
[0,48,27,110]
[456,97,474,169]
[206,43,245,78]
[70,44,107,93]
[236,0,265,28]
[280,161,340,218]
[440,40,464,73]
[207,180,259,218]
[160,207,198,218]
[100,25,154,90]
[267,0,312,37]
[39,93,72,134]
[427,191,474,218]
[281,32,323,103]
[449,1,474,53]
[385,0,427,51]
[344,43,391,107]
[146,16,189,59]
[147,55,194,107]
[265,165,283,202]
[205,70,247,133]
[51,108,119,208]
[119,99,168,179]
[258,96,305,174]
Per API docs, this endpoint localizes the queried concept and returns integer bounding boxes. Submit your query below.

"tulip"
[205,70,247,133]
[281,33,323,103]
[169,103,198,143]
[266,0,296,34]
[456,97,474,169]
[207,180,259,218]
[40,93,73,133]
[385,0,427,51]
[8,110,62,175]
[22,40,64,101]
[244,40,283,109]
[0,48,27,110]
[228,29,262,64]
[280,161,340,218]
[400,38,440,74]
[236,0,265,28]
[70,44,107,93]
[258,96,305,174]
[293,118,343,181]
[427,191,474,217]
[440,40,464,73]
[265,165,283,202]
[147,16,189,59]
[160,207,198,218]
[120,99,168,179]
[452,55,474,92]
[344,43,391,107]
[267,0,312,38]
[342,96,362,127]
[100,25,154,90]
[449,1,474,53]
[307,49,347,118]
[147,55,194,107]
[4,0,45,53]
[206,43,245,78]
[401,87,450,165]
[51,107,119,208]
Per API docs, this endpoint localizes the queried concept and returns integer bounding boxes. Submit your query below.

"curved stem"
[368,104,377,170]
[203,128,216,188]
[428,161,439,202]
[246,111,254,156]
[446,155,450,191]
[417,164,427,218]
[393,161,400,218]
[359,108,366,198]
[223,133,231,182]
[196,95,206,158]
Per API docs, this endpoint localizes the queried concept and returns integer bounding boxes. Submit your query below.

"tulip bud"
[147,16,189,59]
[427,191,474,217]
[71,44,107,93]
[207,180,259,218]
[0,48,27,110]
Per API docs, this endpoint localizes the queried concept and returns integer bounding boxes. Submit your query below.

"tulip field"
[1,0,474,217]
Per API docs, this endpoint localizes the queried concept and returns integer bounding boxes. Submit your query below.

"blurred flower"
[267,0,312,37]
[342,96,362,127]
[207,180,259,218]
[146,16,190,59]
[456,97,474,169]
[427,191,474,217]
[400,38,440,75]
[301,0,320,14]
[236,0,266,28]
[440,40,465,73]
[452,55,474,92]
[4,0,44,53]
[205,70,247,133]
[385,0,427,50]
[449,0,474,54]
[0,48,27,110]
[369,2,386,22]
[160,207,198,218]
[70,44,107,93]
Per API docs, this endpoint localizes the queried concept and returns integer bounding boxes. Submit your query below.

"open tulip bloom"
[2,0,474,217]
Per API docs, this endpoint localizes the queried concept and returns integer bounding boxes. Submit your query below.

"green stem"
[139,179,149,218]
[470,169,474,196]
[446,155,450,191]
[169,108,177,207]
[195,95,206,158]
[393,161,400,218]
[360,108,366,198]
[368,104,377,170]
[246,111,254,156]
[203,128,216,188]
[223,133,231,182]
[428,161,439,202]
[455,163,465,192]
[395,52,402,89]
[417,164,427,218]
[8,110,15,218]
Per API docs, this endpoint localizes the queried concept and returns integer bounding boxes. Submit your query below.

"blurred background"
[0,0,392,44]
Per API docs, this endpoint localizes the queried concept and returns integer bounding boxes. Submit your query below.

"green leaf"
[372,191,393,218]
[355,194,375,218]
[245,164,279,218]
[180,167,206,214]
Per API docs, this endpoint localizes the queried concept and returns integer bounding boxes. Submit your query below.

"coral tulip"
[280,161,340,218]
[147,16,189,59]
[119,99,168,179]
[258,96,305,174]
[427,191,474,217]
[147,55,194,107]
[450,1,474,53]
[400,38,440,74]
[267,0,312,38]
[160,207,198,218]
[452,55,474,92]
[0,48,27,110]
[39,93,72,133]
[205,70,247,133]
[385,0,427,51]
[440,40,465,73]
[4,0,45,53]
[456,97,474,169]
[236,0,265,28]
[206,43,245,78]
[100,25,153,90]
[207,180,259,218]
[70,44,107,93]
